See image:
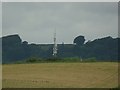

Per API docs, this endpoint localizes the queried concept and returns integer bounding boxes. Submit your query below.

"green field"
[2,62,118,88]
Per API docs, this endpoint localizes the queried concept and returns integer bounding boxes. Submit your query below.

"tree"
[73,35,85,46]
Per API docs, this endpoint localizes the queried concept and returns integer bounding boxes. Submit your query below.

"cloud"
[2,2,118,44]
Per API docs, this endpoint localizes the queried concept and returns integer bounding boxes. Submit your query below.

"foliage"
[46,57,61,62]
[62,57,81,62]
[15,57,98,63]
[84,57,97,62]
[73,35,85,46]
[1,34,119,63]
[25,57,44,63]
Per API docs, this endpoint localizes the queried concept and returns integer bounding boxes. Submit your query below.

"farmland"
[2,62,118,88]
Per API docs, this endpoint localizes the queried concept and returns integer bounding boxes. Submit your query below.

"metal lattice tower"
[53,30,57,57]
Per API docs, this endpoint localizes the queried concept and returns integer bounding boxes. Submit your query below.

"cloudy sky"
[2,2,118,44]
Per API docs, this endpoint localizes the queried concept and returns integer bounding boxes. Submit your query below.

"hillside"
[1,34,119,63]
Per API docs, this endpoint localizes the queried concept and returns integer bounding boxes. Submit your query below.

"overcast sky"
[2,2,118,44]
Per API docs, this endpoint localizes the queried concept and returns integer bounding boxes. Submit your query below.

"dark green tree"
[73,35,85,46]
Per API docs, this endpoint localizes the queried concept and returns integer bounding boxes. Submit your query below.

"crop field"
[2,62,118,88]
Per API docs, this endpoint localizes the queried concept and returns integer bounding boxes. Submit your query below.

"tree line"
[1,34,119,63]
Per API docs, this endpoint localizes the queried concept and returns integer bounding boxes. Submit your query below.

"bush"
[14,57,98,64]
[84,57,97,62]
[62,57,81,62]
[46,57,62,62]
[25,57,43,63]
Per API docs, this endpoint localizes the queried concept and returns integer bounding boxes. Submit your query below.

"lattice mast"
[53,30,57,57]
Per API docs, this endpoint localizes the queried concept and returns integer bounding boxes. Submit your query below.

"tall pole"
[53,29,57,57]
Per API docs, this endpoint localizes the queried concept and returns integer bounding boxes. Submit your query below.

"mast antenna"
[53,28,58,57]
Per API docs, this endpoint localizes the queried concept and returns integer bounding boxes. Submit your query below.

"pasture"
[2,62,118,88]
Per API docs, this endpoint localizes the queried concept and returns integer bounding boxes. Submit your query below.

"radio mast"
[53,29,57,57]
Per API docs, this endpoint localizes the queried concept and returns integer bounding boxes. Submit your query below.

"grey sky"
[2,2,118,44]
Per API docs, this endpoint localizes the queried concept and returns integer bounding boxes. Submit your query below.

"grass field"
[2,62,118,88]
[0,65,2,89]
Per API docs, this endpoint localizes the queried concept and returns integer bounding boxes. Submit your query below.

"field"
[0,65,2,89]
[2,62,118,88]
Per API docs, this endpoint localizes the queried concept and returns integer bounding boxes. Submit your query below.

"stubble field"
[2,62,118,88]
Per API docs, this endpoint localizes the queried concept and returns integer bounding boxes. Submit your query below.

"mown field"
[2,62,118,88]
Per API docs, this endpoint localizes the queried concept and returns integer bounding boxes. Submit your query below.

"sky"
[2,2,118,44]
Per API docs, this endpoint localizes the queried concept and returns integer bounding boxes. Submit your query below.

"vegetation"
[13,57,99,64]
[1,34,119,63]
[73,35,85,46]
[2,62,118,88]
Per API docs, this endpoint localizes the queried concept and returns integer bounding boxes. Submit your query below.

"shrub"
[25,57,43,63]
[84,57,97,62]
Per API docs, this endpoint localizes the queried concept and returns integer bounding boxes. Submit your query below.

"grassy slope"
[2,62,118,88]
